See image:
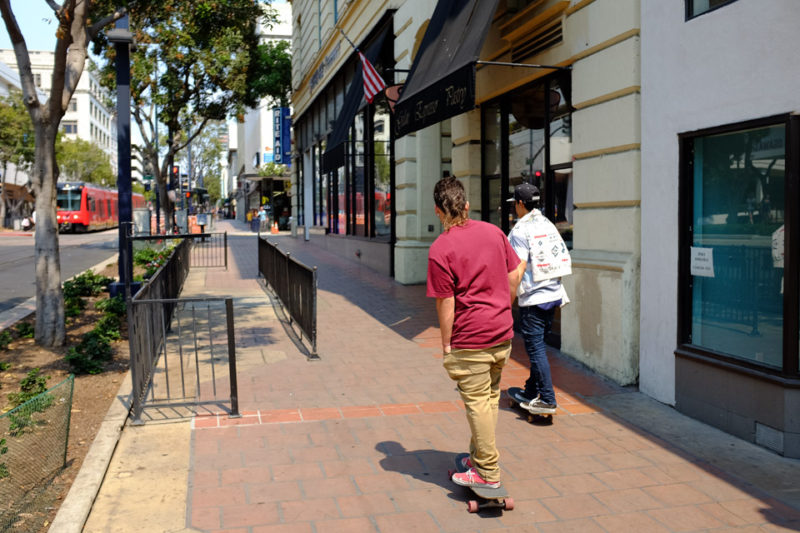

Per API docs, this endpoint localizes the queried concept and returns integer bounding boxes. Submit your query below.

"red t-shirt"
[426,219,520,349]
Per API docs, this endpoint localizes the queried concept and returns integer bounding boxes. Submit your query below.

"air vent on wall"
[510,22,562,64]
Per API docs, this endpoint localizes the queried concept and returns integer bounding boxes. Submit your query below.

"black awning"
[394,0,500,137]
[322,27,390,173]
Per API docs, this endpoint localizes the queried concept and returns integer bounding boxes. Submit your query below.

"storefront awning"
[394,0,500,137]
[322,26,391,173]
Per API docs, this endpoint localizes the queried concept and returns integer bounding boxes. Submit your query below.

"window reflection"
[690,124,785,368]
[373,102,391,237]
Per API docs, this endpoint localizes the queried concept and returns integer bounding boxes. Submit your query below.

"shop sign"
[395,63,476,137]
[310,42,341,90]
[273,107,292,167]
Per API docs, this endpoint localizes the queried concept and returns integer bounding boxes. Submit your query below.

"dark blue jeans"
[519,305,556,405]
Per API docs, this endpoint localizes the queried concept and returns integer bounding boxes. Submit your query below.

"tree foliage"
[174,120,225,192]
[0,89,34,175]
[56,138,114,186]
[249,39,292,108]
[0,89,35,226]
[96,1,288,223]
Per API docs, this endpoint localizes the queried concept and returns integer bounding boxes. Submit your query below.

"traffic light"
[169,165,180,190]
[185,191,191,198]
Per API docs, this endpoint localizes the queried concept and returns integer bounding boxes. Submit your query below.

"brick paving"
[181,220,800,532]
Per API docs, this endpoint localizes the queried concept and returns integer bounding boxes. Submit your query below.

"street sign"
[273,107,292,166]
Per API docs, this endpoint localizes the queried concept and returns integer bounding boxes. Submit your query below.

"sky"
[0,4,58,52]
[0,0,290,52]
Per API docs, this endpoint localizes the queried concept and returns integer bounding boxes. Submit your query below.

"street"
[0,229,119,313]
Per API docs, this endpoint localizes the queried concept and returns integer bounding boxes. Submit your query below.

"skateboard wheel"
[526,414,534,423]
[447,469,454,478]
[508,398,516,408]
[467,500,479,513]
[504,497,515,511]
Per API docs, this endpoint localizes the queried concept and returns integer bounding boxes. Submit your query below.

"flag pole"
[337,27,359,53]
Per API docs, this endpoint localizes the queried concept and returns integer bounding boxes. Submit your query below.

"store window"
[686,0,738,19]
[482,74,573,242]
[351,111,366,236]
[680,116,796,374]
[373,102,391,238]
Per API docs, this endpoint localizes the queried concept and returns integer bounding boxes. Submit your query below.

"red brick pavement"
[186,222,800,532]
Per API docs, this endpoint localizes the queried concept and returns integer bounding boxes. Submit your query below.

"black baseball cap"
[506,182,540,203]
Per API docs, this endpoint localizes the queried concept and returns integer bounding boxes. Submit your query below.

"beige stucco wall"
[560,0,641,385]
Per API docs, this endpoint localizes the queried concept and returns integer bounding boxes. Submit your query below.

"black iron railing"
[258,237,318,357]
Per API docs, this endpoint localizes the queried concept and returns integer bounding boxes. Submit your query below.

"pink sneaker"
[451,467,501,489]
[459,455,473,470]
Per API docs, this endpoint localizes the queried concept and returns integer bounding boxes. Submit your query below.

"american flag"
[359,51,385,103]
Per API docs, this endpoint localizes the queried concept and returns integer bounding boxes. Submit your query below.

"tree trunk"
[32,126,64,347]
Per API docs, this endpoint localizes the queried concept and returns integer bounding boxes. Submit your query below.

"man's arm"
[509,260,526,304]
[435,296,455,353]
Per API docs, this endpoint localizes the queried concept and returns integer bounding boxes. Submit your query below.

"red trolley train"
[56,181,145,232]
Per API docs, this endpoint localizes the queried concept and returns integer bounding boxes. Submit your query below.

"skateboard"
[507,386,555,424]
[448,453,514,513]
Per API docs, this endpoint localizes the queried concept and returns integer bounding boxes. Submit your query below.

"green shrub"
[64,295,86,318]
[134,245,175,277]
[0,330,11,350]
[0,362,9,371]
[96,295,126,317]
[8,368,50,408]
[0,438,8,479]
[15,322,34,338]
[95,314,121,342]
[66,331,112,374]
[63,270,113,298]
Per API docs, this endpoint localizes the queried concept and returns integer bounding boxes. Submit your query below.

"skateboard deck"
[448,453,514,513]
[507,387,555,424]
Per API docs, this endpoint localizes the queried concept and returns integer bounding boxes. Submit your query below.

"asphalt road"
[0,229,119,313]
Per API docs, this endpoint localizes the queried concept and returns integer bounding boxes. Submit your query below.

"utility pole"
[108,16,135,297]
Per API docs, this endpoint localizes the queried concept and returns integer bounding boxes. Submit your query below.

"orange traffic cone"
[270,221,279,234]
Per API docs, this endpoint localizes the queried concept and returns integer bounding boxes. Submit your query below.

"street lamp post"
[108,16,137,298]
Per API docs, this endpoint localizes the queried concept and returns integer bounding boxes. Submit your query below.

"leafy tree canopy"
[56,138,114,187]
[0,89,34,173]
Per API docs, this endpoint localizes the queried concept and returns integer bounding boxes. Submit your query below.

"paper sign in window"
[690,247,715,277]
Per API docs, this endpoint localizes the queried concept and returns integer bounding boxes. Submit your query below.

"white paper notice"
[690,247,715,277]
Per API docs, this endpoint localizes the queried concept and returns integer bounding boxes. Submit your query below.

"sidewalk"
[82,218,800,532]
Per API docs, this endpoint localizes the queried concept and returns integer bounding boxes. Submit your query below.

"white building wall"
[0,50,117,178]
[640,0,800,404]
[230,2,292,193]
[0,60,42,187]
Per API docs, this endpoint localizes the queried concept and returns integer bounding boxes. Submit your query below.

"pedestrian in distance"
[507,183,572,415]
[427,176,523,490]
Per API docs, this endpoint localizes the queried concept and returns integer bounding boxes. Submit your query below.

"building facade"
[0,49,118,177]
[641,0,800,457]
[292,0,800,459]
[291,0,641,381]
[227,2,293,225]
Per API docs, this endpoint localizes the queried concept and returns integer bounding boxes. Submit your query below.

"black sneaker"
[522,397,556,415]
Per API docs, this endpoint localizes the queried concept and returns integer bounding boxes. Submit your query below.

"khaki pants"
[443,340,511,482]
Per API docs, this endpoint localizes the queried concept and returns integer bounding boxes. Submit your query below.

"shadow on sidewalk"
[375,441,501,512]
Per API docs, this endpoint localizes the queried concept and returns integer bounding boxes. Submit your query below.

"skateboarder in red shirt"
[427,176,524,489]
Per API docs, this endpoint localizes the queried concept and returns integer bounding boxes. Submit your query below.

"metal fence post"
[224,231,228,270]
[225,298,240,418]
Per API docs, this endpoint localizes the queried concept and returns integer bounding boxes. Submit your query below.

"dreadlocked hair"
[433,176,468,231]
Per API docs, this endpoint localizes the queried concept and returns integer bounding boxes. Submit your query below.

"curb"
[0,254,118,332]
[47,371,133,533]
